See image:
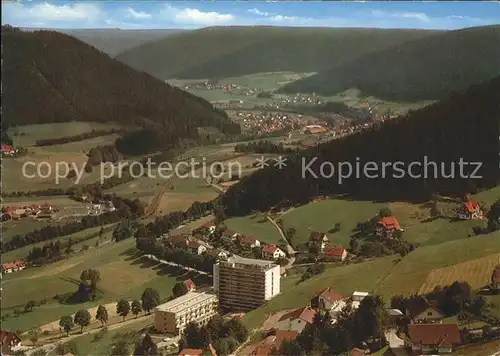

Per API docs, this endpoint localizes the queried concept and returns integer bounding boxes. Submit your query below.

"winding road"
[265,215,296,273]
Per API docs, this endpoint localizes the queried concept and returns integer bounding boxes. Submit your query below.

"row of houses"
[1,144,19,157]
[1,203,55,221]
[1,260,26,274]
[252,286,465,355]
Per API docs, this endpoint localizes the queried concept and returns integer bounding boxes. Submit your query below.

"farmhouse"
[239,236,261,248]
[197,220,216,233]
[309,231,329,251]
[221,229,240,240]
[1,144,17,156]
[406,324,461,353]
[187,241,207,255]
[1,260,26,274]
[491,265,500,291]
[311,287,346,321]
[278,306,317,333]
[0,330,22,355]
[405,296,444,324]
[162,234,190,248]
[457,200,483,220]
[261,244,286,260]
[324,246,348,262]
[377,216,403,237]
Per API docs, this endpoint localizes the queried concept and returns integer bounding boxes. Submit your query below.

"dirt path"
[144,178,171,218]
[265,215,296,273]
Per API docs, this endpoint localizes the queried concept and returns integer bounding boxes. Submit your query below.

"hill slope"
[281,25,500,101]
[58,29,184,57]
[116,26,437,80]
[221,76,500,216]
[2,26,239,151]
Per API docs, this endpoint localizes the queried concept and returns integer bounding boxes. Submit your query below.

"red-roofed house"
[1,145,15,156]
[0,331,22,355]
[406,324,461,353]
[311,287,346,319]
[323,246,348,262]
[239,236,260,248]
[178,349,203,356]
[273,330,299,352]
[261,244,286,260]
[198,220,216,233]
[309,231,329,251]
[183,279,196,293]
[377,216,403,237]
[278,307,317,333]
[1,260,26,274]
[458,200,483,220]
[187,241,207,255]
[221,229,240,240]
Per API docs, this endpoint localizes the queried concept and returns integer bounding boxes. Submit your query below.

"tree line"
[221,77,500,216]
[2,26,240,155]
[35,128,125,146]
[2,195,145,254]
[180,316,248,356]
[234,140,297,154]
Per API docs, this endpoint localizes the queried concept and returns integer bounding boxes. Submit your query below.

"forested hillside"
[58,28,184,57]
[116,26,436,80]
[2,26,240,153]
[282,25,500,101]
[221,76,500,216]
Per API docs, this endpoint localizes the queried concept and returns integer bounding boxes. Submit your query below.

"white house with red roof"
[186,241,207,255]
[457,200,483,220]
[377,216,404,237]
[1,260,26,274]
[261,244,286,260]
[311,287,347,322]
[324,246,348,261]
[239,236,260,248]
[277,306,317,333]
[1,144,17,156]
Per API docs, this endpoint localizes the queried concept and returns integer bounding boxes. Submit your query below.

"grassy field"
[8,122,121,147]
[419,253,500,294]
[2,136,120,193]
[242,231,500,331]
[2,196,92,243]
[1,218,211,332]
[224,214,283,245]
[49,318,154,356]
[281,198,387,248]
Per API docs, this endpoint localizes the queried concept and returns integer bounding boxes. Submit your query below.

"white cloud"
[126,7,152,20]
[8,2,101,22]
[400,12,429,22]
[248,8,269,17]
[161,5,233,25]
[371,9,429,22]
[269,15,300,22]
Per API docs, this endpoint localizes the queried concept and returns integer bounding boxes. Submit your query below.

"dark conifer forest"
[221,76,500,216]
[1,26,240,153]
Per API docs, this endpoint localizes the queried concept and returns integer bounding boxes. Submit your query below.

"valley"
[1,2,499,356]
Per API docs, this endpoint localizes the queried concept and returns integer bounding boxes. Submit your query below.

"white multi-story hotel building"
[213,256,280,311]
[154,290,218,334]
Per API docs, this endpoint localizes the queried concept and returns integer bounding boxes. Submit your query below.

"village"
[1,189,498,356]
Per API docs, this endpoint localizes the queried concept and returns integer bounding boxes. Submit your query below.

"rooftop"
[155,290,216,313]
[220,256,277,270]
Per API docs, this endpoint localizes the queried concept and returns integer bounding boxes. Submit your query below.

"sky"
[2,1,500,30]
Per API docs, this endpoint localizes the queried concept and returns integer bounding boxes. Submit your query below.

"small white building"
[262,244,286,260]
[351,291,369,309]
